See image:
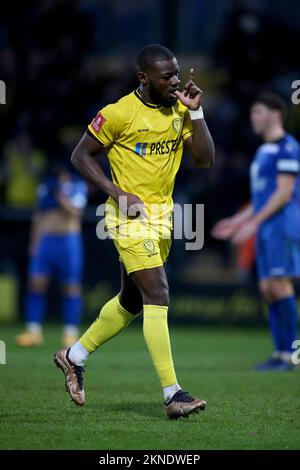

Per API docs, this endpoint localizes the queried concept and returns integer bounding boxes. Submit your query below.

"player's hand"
[174,68,202,111]
[211,218,238,240]
[232,220,257,245]
[118,191,149,220]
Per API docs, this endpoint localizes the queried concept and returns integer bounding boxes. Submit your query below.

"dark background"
[1,0,300,324]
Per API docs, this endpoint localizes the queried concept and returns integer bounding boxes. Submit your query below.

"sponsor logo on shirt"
[134,138,179,156]
[91,112,106,133]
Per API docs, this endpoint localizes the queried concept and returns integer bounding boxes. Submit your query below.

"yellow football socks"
[143,304,177,387]
[80,295,136,353]
[79,299,178,389]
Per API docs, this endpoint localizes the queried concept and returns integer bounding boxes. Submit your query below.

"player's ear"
[137,71,148,86]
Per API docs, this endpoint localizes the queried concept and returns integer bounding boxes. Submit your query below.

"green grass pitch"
[0,324,299,450]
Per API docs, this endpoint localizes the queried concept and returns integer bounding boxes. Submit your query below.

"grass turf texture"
[0,324,299,450]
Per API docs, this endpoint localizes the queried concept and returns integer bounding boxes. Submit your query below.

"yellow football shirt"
[88,88,193,236]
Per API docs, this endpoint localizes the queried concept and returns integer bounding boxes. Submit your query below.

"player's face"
[250,103,274,135]
[146,58,180,107]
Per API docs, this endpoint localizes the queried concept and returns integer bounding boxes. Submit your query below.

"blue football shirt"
[37,174,88,212]
[250,133,300,240]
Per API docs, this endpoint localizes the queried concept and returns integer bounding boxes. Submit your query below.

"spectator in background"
[16,164,88,347]
[2,131,46,207]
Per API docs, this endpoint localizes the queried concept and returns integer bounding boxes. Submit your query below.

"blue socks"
[62,294,83,327]
[269,297,298,353]
[25,290,82,328]
[25,290,46,324]
[268,302,285,352]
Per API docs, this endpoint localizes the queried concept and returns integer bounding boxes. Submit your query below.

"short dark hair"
[136,44,175,72]
[253,93,287,119]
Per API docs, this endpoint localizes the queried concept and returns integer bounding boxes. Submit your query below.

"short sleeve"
[181,108,193,141]
[87,103,123,147]
[276,142,300,174]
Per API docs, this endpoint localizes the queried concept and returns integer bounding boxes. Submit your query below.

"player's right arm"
[71,133,120,201]
[211,205,253,240]
[71,132,147,218]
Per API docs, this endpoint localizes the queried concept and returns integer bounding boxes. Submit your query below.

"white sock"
[272,351,281,359]
[63,324,79,336]
[26,322,42,334]
[68,341,90,366]
[163,383,182,404]
[280,351,292,364]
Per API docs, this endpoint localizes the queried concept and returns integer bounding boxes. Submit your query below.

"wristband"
[189,106,204,120]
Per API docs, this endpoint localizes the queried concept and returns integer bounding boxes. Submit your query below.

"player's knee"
[143,284,169,306]
[269,279,293,301]
[260,279,292,303]
[259,283,273,303]
[28,277,48,293]
[62,284,82,296]
[119,291,143,315]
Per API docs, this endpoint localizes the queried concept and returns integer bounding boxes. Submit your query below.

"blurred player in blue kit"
[212,94,300,370]
[16,164,88,347]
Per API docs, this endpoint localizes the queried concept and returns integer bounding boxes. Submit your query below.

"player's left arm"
[233,174,296,244]
[175,68,215,168]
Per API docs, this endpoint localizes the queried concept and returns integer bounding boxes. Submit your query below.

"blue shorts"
[256,231,300,280]
[29,233,83,284]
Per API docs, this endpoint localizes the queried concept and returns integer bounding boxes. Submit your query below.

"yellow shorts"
[110,229,172,274]
[105,199,173,274]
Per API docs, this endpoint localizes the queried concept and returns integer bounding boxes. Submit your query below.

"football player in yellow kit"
[54,44,215,419]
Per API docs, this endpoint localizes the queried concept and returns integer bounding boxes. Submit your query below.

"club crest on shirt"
[143,239,156,255]
[91,112,106,133]
[172,118,183,133]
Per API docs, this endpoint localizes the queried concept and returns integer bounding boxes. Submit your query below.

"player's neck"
[263,126,285,143]
[139,86,160,106]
